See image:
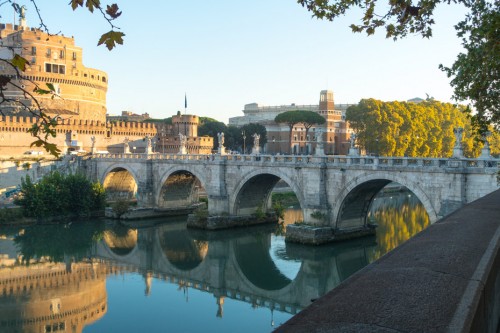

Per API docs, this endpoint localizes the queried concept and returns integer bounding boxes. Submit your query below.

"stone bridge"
[92,221,376,315]
[84,153,499,243]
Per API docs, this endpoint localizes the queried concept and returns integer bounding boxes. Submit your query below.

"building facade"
[0,17,213,156]
[229,90,354,155]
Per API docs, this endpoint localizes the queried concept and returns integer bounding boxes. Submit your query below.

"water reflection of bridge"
[93,221,377,314]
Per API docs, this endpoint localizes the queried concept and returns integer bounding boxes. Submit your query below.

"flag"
[184,93,187,109]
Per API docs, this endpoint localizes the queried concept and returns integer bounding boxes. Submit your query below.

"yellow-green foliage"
[347,99,500,158]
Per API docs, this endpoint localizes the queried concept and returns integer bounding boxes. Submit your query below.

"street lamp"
[242,130,246,154]
[375,139,379,157]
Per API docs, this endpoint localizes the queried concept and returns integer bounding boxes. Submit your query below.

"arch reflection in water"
[159,223,208,271]
[103,224,138,256]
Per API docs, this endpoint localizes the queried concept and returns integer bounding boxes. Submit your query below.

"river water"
[0,188,429,333]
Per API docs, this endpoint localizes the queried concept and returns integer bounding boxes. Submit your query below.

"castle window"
[72,51,77,60]
[31,57,36,64]
[46,48,51,57]
[59,50,64,58]
[102,77,106,82]
[31,46,36,55]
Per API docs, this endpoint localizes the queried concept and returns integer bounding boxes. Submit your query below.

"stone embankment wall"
[275,189,500,332]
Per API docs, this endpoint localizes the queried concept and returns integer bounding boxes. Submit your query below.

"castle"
[0,15,212,156]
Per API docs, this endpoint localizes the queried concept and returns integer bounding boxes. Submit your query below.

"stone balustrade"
[93,153,499,170]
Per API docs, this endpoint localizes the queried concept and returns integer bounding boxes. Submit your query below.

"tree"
[14,172,106,221]
[241,123,267,152]
[439,1,500,132]
[299,111,326,151]
[0,1,124,156]
[198,119,227,149]
[275,110,324,154]
[346,99,493,158]
[298,0,500,130]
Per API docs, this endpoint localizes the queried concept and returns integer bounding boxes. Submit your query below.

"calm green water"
[0,189,429,333]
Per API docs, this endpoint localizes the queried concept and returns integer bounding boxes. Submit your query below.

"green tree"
[298,0,500,130]
[275,110,322,154]
[241,123,267,152]
[198,119,227,149]
[439,1,499,132]
[299,111,326,151]
[15,172,106,221]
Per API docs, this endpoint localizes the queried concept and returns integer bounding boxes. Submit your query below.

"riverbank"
[275,189,500,332]
[0,207,35,226]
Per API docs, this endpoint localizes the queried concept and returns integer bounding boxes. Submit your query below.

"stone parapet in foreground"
[276,189,500,332]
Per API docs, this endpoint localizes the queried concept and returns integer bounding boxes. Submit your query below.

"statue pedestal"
[452,147,463,158]
[218,147,226,155]
[252,147,260,155]
[348,148,359,156]
[480,146,491,159]
[179,146,187,155]
[315,143,325,156]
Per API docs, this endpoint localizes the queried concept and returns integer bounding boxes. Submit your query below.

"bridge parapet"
[94,153,499,172]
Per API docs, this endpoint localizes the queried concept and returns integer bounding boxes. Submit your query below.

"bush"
[14,172,106,221]
[0,207,23,223]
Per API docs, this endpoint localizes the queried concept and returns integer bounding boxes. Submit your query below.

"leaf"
[86,0,100,13]
[11,54,29,71]
[0,75,11,87]
[69,0,84,10]
[97,30,125,50]
[106,4,122,19]
[46,83,56,92]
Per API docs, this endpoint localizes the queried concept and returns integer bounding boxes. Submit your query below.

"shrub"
[14,172,106,221]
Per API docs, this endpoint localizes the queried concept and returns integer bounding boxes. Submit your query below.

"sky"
[2,1,468,123]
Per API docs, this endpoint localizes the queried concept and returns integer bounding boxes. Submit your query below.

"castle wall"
[0,116,159,156]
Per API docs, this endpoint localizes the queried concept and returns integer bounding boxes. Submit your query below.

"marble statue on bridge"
[252,133,260,155]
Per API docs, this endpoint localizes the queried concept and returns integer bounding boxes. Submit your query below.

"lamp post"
[242,130,246,154]
[375,139,379,157]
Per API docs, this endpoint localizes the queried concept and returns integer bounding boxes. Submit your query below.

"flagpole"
[184,93,187,136]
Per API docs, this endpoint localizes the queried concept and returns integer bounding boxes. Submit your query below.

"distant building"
[107,111,151,123]
[407,97,425,103]
[155,113,213,155]
[229,90,354,155]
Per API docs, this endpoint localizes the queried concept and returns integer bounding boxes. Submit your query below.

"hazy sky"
[4,1,468,123]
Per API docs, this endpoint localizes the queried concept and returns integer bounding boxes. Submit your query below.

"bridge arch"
[156,166,209,210]
[332,172,438,230]
[101,164,140,202]
[229,169,305,216]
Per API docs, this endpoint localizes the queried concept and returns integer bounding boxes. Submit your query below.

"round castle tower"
[0,19,108,122]
[172,112,199,137]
